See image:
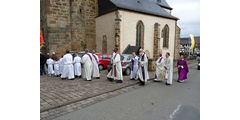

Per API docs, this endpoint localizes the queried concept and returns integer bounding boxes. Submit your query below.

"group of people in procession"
[40,47,189,86]
[40,49,100,81]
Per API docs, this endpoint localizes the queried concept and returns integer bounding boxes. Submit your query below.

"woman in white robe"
[137,49,149,85]
[73,54,82,78]
[91,53,100,79]
[164,52,173,85]
[154,54,165,82]
[46,58,55,76]
[81,51,93,81]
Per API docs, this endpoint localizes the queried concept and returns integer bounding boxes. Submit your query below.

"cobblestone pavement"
[41,70,155,119]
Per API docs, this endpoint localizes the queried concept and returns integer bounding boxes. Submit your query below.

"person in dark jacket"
[40,52,47,75]
[45,53,50,69]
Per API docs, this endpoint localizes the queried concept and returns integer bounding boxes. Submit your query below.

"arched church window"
[162,24,169,48]
[136,21,144,48]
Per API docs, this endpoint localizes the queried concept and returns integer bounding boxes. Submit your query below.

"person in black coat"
[40,52,47,75]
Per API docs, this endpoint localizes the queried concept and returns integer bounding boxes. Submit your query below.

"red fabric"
[40,30,44,45]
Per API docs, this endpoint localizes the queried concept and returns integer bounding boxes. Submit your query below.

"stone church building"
[40,0,98,54]
[96,0,180,60]
[41,0,180,60]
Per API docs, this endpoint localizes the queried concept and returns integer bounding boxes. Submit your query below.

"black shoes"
[166,83,171,85]
[138,79,145,86]
[107,77,113,82]
[116,80,123,83]
[96,77,100,79]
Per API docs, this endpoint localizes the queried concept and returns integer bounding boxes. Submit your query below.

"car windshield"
[78,53,85,57]
[121,55,132,61]
[101,55,108,59]
[121,56,124,61]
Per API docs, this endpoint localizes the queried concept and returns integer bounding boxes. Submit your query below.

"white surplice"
[54,60,60,76]
[59,58,64,74]
[91,54,100,78]
[81,53,93,80]
[73,56,82,76]
[130,56,139,79]
[164,57,173,84]
[46,58,55,75]
[111,53,123,80]
[137,53,149,83]
[61,53,75,79]
[107,52,116,79]
[154,57,165,81]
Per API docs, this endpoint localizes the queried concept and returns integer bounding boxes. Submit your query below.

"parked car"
[107,54,133,76]
[69,51,85,58]
[96,53,112,70]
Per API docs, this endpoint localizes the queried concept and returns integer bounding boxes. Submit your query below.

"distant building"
[180,36,200,54]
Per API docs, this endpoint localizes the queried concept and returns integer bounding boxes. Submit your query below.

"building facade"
[96,0,179,61]
[40,0,181,63]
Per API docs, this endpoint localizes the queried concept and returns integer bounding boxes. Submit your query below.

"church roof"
[98,0,178,20]
[156,0,173,10]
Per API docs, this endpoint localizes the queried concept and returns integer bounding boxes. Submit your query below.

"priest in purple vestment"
[177,54,189,83]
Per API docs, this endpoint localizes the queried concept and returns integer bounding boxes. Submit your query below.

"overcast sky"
[167,0,200,38]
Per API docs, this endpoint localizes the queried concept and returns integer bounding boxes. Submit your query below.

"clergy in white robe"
[59,57,64,75]
[73,54,82,78]
[54,60,60,76]
[46,58,55,76]
[137,49,149,85]
[81,50,93,81]
[107,48,123,83]
[154,53,165,82]
[164,52,173,85]
[91,52,100,79]
[130,52,139,80]
[112,50,123,83]
[61,50,75,80]
[107,51,116,81]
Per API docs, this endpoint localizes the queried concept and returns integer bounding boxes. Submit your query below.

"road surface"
[53,66,200,120]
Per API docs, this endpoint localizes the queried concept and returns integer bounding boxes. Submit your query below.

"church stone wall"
[40,0,97,56]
